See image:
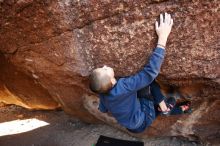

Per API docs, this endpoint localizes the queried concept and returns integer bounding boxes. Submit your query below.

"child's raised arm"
[112,13,173,94]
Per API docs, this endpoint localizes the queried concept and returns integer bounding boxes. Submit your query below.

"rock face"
[0,0,219,144]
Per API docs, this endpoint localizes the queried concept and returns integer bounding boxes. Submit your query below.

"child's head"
[89,65,116,93]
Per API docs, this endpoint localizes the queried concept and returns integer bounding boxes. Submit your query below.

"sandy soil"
[0,105,200,146]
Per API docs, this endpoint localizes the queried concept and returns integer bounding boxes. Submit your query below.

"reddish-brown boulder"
[0,0,219,144]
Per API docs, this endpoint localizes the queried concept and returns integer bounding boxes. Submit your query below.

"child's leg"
[150,80,192,115]
[128,98,156,133]
[150,80,176,115]
[150,80,166,105]
[139,98,156,120]
[137,80,175,116]
[136,80,168,114]
[137,85,153,100]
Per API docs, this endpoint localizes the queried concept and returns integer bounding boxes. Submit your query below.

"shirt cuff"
[154,47,165,57]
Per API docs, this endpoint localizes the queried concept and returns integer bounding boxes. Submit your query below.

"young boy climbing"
[89,13,190,133]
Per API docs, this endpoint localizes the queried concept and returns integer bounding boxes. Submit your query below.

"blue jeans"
[127,80,165,133]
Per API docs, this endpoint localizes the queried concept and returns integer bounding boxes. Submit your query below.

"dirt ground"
[0,105,200,146]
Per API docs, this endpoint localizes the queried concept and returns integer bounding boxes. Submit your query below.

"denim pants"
[127,80,165,133]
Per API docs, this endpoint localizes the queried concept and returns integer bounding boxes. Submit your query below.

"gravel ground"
[0,105,200,146]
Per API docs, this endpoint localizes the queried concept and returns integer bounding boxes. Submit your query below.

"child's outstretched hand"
[155,12,173,49]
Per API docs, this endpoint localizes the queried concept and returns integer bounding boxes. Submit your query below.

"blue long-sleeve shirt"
[98,47,165,129]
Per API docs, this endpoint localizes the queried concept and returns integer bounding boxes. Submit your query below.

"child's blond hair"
[89,69,113,93]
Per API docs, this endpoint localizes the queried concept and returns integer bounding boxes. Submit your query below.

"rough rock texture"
[0,0,219,144]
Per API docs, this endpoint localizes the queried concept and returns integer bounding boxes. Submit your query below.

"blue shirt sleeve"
[111,47,165,94]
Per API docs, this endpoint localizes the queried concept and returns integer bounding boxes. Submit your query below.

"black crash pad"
[95,135,144,146]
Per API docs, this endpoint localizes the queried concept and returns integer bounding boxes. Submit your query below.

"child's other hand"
[155,12,173,48]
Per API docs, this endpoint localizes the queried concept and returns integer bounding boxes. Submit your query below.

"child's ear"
[111,78,117,85]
